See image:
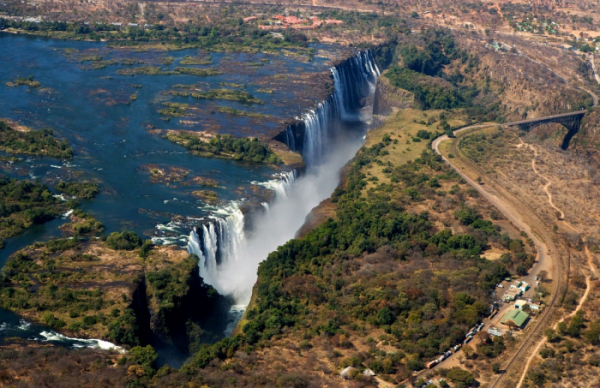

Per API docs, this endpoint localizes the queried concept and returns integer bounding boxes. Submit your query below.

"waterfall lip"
[153,170,296,247]
[275,49,380,168]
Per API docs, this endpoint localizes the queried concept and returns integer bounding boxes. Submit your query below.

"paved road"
[431,125,563,388]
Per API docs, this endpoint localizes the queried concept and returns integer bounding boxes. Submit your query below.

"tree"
[567,312,584,337]
[492,363,501,373]
[528,367,546,387]
[478,331,491,344]
[446,368,477,386]
[545,328,560,342]
[462,344,475,359]
[129,345,158,367]
[558,321,568,335]
[506,320,517,331]
[584,320,600,345]
[537,270,548,282]
[377,307,395,325]
[106,231,142,250]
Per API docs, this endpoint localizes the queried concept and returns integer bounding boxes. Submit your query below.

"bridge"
[504,110,586,150]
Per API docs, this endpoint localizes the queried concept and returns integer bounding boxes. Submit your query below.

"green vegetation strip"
[116,66,221,76]
[6,75,41,88]
[165,132,281,164]
[0,18,315,56]
[169,88,262,104]
[179,55,213,65]
[0,176,69,249]
[55,181,100,199]
[0,121,73,159]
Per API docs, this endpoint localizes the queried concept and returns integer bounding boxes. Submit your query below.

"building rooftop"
[500,309,529,328]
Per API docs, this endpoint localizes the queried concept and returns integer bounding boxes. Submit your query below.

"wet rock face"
[274,50,380,167]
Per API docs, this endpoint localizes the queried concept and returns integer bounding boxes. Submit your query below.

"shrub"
[106,231,142,250]
[446,368,477,387]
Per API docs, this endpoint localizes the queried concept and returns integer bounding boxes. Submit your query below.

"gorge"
[0,33,382,362]
[187,49,381,309]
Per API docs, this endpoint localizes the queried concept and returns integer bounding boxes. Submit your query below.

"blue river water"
[0,32,343,352]
[0,32,337,240]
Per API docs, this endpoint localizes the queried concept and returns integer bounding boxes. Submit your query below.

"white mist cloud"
[215,133,365,305]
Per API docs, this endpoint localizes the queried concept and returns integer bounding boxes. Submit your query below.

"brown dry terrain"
[442,124,600,387]
[0,237,192,341]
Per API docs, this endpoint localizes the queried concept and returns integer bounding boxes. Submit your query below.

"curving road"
[432,125,563,388]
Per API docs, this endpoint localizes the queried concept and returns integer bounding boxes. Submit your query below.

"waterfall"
[252,170,297,200]
[186,203,245,291]
[187,50,380,306]
[278,50,380,168]
[187,171,296,293]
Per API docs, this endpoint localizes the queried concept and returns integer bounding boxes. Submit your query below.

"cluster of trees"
[55,181,99,199]
[0,175,68,248]
[525,311,600,385]
[105,231,143,251]
[0,232,147,345]
[0,240,131,331]
[386,66,468,110]
[0,18,314,54]
[384,30,503,123]
[167,133,282,164]
[0,121,73,159]
[62,209,105,236]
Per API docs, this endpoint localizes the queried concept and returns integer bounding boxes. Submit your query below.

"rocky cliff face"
[571,109,600,164]
[143,253,229,355]
[453,40,592,121]
[372,75,414,116]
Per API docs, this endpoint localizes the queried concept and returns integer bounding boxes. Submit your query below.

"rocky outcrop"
[372,75,414,116]
[144,254,229,353]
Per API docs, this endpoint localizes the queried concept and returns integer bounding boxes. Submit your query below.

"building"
[503,288,522,302]
[500,309,529,329]
[514,299,528,310]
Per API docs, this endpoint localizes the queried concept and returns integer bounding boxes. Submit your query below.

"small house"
[514,299,528,310]
[504,289,522,301]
